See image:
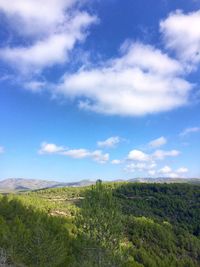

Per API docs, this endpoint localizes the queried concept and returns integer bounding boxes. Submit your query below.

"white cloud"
[180,127,200,136]
[0,146,4,153]
[38,142,109,163]
[91,150,109,164]
[153,149,180,160]
[159,165,172,174]
[58,42,192,116]
[0,0,76,36]
[125,162,156,173]
[0,5,198,119]
[148,136,167,148]
[97,136,121,148]
[124,146,185,177]
[39,142,65,154]
[167,172,179,178]
[176,167,188,174]
[124,144,186,176]
[160,10,200,65]
[127,149,150,162]
[125,161,189,177]
[24,80,47,92]
[111,159,122,165]
[62,148,90,158]
[63,149,109,163]
[127,148,180,162]
[121,146,181,174]
[118,40,183,75]
[1,6,197,118]
[158,165,189,178]
[0,1,97,72]
[0,33,74,71]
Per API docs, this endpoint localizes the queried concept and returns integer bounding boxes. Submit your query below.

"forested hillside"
[0,182,200,267]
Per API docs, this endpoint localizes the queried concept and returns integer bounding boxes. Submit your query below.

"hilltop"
[1,177,200,193]
[0,178,94,193]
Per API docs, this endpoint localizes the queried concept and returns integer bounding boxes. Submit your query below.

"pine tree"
[76,180,123,266]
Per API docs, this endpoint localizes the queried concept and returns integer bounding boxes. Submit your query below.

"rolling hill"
[0,178,94,193]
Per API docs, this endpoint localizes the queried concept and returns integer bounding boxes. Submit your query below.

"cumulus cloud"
[38,142,109,163]
[125,162,156,173]
[158,165,188,178]
[180,127,200,136]
[91,150,109,164]
[125,148,180,175]
[0,146,4,153]
[0,0,76,36]
[0,5,198,119]
[127,149,150,162]
[160,9,200,65]
[159,165,172,174]
[148,136,167,148]
[127,148,180,162]
[97,136,121,148]
[123,147,181,175]
[39,142,65,154]
[0,0,97,72]
[125,160,189,177]
[58,42,192,116]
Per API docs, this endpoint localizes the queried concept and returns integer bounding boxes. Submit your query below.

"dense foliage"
[115,183,200,234]
[0,182,199,266]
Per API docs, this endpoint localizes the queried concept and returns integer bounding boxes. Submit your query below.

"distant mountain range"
[0,177,199,193]
[0,178,94,193]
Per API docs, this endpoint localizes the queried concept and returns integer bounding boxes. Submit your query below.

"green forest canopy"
[0,182,200,267]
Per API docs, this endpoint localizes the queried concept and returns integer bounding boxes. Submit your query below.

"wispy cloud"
[152,149,180,160]
[111,159,122,165]
[125,162,156,173]
[24,80,47,92]
[176,167,188,174]
[38,142,109,164]
[180,127,200,136]
[97,136,121,148]
[0,146,4,154]
[148,136,167,148]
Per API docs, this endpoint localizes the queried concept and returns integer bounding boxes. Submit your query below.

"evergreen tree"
[76,180,123,266]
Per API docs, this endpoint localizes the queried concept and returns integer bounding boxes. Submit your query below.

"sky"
[0,0,200,181]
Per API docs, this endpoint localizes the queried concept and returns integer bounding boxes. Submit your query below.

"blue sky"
[0,0,200,181]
